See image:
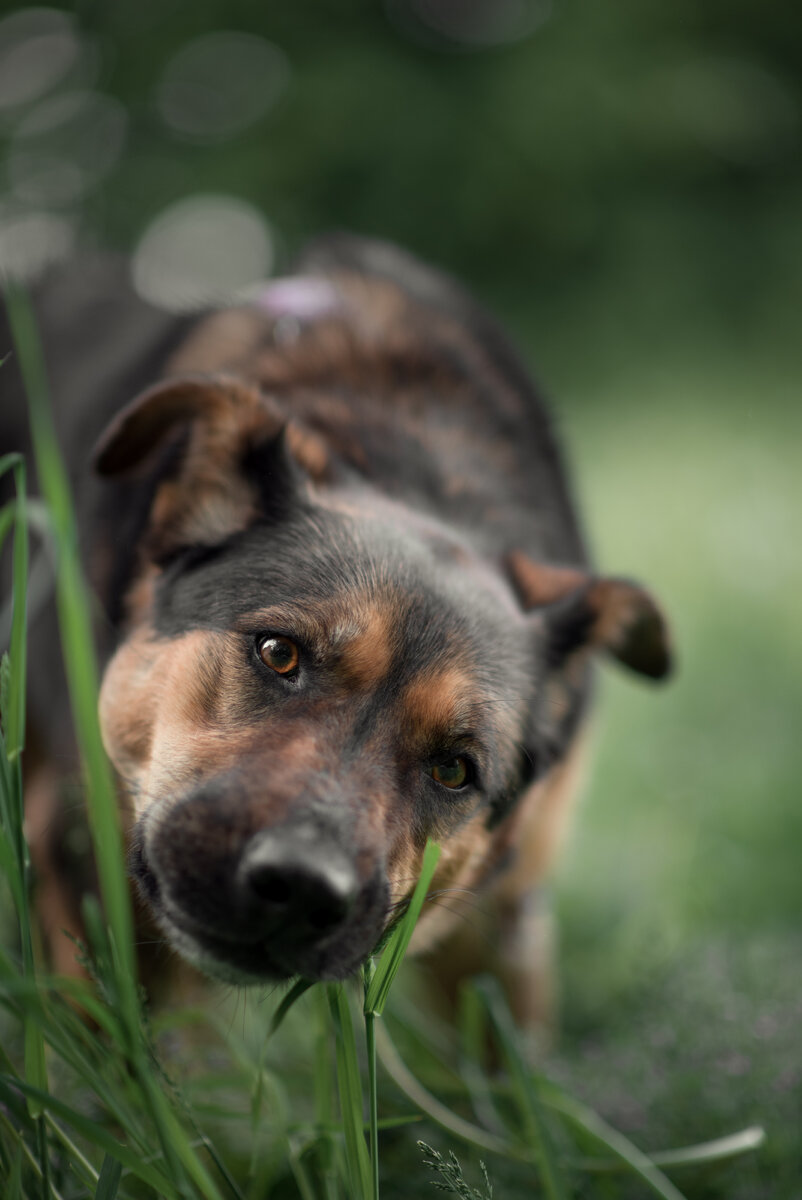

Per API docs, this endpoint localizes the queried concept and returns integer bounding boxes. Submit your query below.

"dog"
[1,234,671,1031]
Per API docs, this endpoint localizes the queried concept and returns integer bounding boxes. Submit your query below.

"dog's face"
[96,375,670,984]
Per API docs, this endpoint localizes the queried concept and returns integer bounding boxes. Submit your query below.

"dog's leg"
[490,884,556,1048]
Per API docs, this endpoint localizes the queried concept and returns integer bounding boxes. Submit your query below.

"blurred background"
[0,1,799,1195]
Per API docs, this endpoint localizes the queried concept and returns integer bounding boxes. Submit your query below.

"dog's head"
[94,362,670,985]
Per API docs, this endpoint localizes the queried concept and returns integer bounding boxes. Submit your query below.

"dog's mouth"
[129,833,389,984]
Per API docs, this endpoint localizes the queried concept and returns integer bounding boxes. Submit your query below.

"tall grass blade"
[6,286,229,1200]
[0,457,49,1120]
[5,284,136,991]
[267,977,316,1038]
[287,1145,319,1200]
[363,960,379,1200]
[472,976,570,1200]
[45,1114,100,1190]
[374,1022,512,1160]
[457,984,506,1137]
[35,1114,51,1198]
[312,986,340,1200]
[5,1145,23,1199]
[359,840,442,1196]
[328,984,372,1199]
[364,841,440,1017]
[94,1154,123,1200]
[543,1088,689,1200]
[573,1124,765,1173]
[0,822,24,920]
[7,462,29,767]
[0,1077,179,1197]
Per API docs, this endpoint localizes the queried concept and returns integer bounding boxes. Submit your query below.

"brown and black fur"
[1,235,671,1029]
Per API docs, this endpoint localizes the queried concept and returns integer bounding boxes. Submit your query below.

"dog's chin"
[154,906,382,985]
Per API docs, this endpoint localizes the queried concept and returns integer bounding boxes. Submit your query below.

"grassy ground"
[378,361,802,1197]
[551,363,802,1198]
[1,331,798,1197]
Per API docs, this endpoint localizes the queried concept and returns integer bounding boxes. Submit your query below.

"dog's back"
[5,234,586,630]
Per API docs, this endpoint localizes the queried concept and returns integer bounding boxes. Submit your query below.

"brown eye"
[258,635,300,676]
[429,757,470,790]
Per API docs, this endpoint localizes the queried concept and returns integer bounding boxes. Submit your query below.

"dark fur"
[1,236,670,1017]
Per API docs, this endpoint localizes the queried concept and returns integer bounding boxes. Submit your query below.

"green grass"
[0,296,791,1198]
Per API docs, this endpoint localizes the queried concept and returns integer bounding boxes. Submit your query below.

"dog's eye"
[258,635,300,676]
[429,757,471,790]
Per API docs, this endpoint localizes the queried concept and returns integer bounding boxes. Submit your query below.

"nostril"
[308,901,346,931]
[249,868,292,906]
[239,829,359,939]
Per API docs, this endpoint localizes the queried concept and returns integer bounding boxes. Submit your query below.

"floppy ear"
[93,376,325,561]
[507,551,672,681]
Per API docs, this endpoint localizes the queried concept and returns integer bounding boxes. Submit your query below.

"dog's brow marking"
[401,665,478,743]
[333,604,395,689]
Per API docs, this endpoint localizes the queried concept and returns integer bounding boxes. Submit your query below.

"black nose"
[238,828,359,940]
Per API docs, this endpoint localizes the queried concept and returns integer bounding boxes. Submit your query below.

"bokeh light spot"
[0,8,82,112]
[156,31,290,143]
[670,56,798,164]
[385,0,551,50]
[132,194,274,312]
[0,208,75,281]
[9,89,127,205]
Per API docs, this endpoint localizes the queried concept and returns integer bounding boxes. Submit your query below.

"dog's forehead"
[153,506,530,692]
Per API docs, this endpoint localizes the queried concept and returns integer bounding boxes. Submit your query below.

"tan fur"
[401,666,478,745]
[418,732,590,1035]
[166,308,269,376]
[332,605,396,690]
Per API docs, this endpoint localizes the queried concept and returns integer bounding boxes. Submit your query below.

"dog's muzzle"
[131,791,388,983]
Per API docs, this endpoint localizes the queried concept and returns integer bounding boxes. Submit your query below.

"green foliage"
[365,842,441,1019]
[418,1142,493,1199]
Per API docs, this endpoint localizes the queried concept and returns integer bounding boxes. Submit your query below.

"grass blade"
[5,1145,22,1200]
[5,461,27,762]
[6,284,231,1200]
[0,1077,180,1198]
[457,982,506,1137]
[5,283,136,990]
[35,1113,51,1199]
[267,977,316,1038]
[363,960,380,1200]
[0,459,50,1121]
[364,841,441,1017]
[472,976,570,1200]
[543,1087,690,1200]
[312,986,341,1200]
[94,1154,123,1200]
[374,1021,513,1160]
[573,1124,766,1173]
[328,984,372,1199]
[647,1126,765,1171]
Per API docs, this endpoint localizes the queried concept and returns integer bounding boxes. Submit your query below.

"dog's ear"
[93,376,242,477]
[93,376,327,561]
[507,551,672,680]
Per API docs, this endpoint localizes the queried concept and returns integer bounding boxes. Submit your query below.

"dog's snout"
[239,829,358,937]
[141,789,388,980]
